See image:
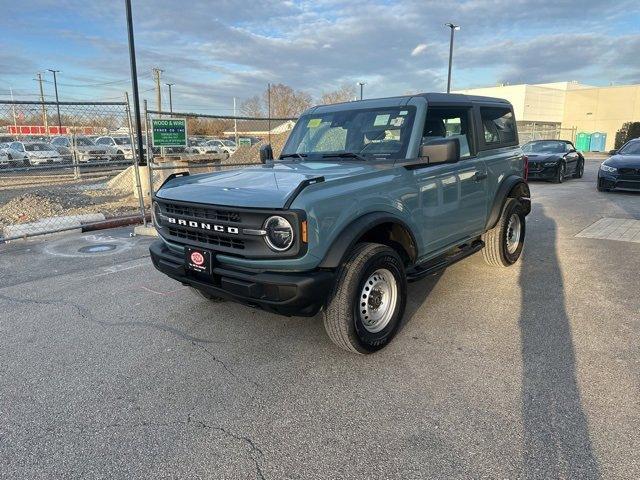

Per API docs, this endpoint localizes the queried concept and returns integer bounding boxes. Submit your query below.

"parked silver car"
[10,141,62,165]
[0,142,30,167]
[206,138,237,155]
[95,136,134,160]
[50,136,112,163]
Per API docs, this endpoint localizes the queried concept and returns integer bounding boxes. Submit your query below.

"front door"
[413,106,488,256]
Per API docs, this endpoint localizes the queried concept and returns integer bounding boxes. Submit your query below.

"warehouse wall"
[562,85,640,151]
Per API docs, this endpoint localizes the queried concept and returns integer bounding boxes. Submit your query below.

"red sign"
[7,125,95,135]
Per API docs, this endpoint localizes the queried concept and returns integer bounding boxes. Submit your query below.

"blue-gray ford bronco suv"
[150,93,531,354]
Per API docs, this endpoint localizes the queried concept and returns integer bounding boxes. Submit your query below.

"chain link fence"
[518,122,577,145]
[143,106,297,199]
[0,100,146,242]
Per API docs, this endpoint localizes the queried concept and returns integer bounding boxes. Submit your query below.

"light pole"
[444,23,460,93]
[165,83,174,113]
[125,0,146,167]
[358,82,365,100]
[47,69,62,133]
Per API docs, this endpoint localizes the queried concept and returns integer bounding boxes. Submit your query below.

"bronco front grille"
[168,227,245,249]
[163,203,241,223]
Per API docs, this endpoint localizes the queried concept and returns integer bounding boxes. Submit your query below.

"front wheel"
[482,198,526,268]
[573,160,584,178]
[553,162,566,183]
[323,243,407,354]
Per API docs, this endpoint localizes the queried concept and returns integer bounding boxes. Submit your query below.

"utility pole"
[125,0,146,168]
[35,73,49,134]
[358,81,366,100]
[47,69,62,133]
[444,23,460,93]
[153,67,163,113]
[165,83,174,113]
[233,97,238,145]
[9,88,17,133]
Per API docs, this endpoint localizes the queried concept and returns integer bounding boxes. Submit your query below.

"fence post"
[144,100,155,204]
[125,92,147,227]
[71,132,80,179]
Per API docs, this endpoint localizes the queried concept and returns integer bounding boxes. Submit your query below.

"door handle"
[474,171,488,182]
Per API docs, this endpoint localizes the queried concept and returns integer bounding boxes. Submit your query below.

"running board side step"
[406,240,484,282]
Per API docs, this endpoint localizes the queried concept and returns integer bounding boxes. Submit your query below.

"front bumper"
[598,173,640,191]
[527,164,558,180]
[149,239,335,317]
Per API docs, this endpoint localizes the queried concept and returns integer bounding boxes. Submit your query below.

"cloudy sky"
[1,0,639,113]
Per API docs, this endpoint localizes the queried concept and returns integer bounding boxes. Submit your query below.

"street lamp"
[444,23,460,93]
[358,81,366,100]
[165,83,174,113]
[47,69,62,133]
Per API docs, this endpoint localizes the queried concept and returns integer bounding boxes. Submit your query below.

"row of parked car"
[522,138,640,192]
[0,134,240,168]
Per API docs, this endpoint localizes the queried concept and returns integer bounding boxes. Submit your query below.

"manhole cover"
[78,244,118,253]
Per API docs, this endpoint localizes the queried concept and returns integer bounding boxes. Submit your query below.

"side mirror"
[609,149,618,155]
[260,143,274,163]
[420,138,460,165]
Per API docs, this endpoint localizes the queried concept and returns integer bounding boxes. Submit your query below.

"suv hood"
[156,161,381,208]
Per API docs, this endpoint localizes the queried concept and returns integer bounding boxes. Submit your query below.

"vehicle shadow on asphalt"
[518,206,600,479]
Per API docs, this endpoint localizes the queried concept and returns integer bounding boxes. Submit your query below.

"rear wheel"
[323,243,407,354]
[482,198,526,268]
[189,287,226,302]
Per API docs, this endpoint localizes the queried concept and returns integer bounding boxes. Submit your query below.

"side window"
[422,107,474,158]
[480,107,516,145]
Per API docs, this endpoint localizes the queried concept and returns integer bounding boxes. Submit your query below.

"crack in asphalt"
[0,292,262,394]
[13,415,267,480]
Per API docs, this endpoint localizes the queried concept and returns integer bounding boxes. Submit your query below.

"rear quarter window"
[480,107,517,147]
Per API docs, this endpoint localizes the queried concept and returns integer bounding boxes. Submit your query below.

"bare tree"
[240,95,265,117]
[263,84,312,118]
[320,84,356,105]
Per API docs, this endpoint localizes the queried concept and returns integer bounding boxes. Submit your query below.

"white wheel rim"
[358,268,398,333]
[506,213,522,254]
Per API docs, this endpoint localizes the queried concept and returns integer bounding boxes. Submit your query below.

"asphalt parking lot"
[1,157,638,479]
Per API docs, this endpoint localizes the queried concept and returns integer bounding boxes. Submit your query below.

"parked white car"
[95,136,134,160]
[10,141,62,165]
[50,136,112,163]
[0,142,30,167]
[185,138,228,159]
[206,138,237,155]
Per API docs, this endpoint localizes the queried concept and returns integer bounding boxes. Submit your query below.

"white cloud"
[411,44,428,56]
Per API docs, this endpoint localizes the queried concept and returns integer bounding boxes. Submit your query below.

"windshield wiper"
[279,153,308,160]
[322,152,368,161]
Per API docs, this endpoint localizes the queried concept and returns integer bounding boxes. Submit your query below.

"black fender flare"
[485,176,531,230]
[318,212,418,269]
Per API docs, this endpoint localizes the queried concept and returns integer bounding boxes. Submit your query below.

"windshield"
[281,106,416,160]
[618,141,640,155]
[190,139,206,146]
[25,143,52,151]
[75,137,95,146]
[522,141,567,154]
[114,137,131,145]
[222,140,235,146]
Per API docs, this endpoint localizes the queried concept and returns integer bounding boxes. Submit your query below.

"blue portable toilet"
[589,132,607,152]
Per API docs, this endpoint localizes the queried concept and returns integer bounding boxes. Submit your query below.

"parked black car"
[598,139,640,192]
[522,139,584,183]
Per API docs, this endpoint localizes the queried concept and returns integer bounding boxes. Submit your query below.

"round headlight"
[263,216,294,251]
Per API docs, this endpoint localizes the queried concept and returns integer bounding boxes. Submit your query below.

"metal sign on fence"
[151,118,187,147]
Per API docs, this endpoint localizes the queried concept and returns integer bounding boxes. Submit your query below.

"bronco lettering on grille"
[166,217,239,234]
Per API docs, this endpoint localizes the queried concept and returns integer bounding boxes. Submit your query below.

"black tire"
[323,242,407,354]
[482,198,526,268]
[189,287,226,302]
[553,162,566,183]
[573,160,584,178]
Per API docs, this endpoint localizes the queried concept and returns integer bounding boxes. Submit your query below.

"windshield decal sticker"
[390,117,404,127]
[374,114,390,126]
[307,118,322,128]
[399,110,408,116]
